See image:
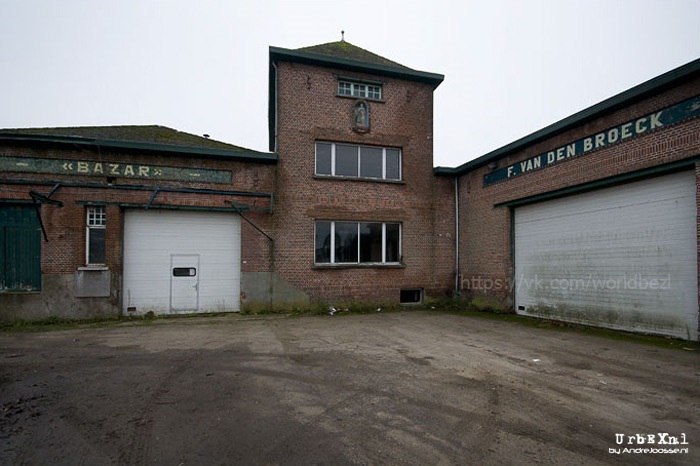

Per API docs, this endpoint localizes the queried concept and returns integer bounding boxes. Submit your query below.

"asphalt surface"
[1,311,698,465]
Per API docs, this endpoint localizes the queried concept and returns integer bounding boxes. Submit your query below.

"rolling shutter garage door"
[514,170,698,340]
[123,210,240,314]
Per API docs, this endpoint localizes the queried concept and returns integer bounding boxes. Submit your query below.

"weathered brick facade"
[453,75,700,306]
[0,137,276,319]
[269,57,453,305]
[0,41,453,319]
[2,40,698,339]
[445,62,700,339]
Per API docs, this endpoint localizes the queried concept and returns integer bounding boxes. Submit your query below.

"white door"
[123,210,241,315]
[170,254,199,312]
[514,171,698,340]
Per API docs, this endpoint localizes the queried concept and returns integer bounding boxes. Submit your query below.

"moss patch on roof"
[297,41,411,70]
[0,125,253,152]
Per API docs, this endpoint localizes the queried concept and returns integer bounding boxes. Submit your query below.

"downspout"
[270,59,279,308]
[454,175,460,296]
[271,60,279,153]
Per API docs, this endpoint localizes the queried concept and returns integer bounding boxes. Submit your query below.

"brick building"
[437,59,700,341]
[0,40,453,320]
[0,126,276,320]
[1,40,699,340]
[267,42,453,307]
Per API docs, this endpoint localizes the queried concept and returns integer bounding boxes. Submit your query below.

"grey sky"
[1,0,698,167]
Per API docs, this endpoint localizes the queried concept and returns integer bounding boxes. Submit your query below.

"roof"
[270,41,443,87]
[296,41,411,70]
[0,125,277,163]
[268,40,444,151]
[435,57,700,177]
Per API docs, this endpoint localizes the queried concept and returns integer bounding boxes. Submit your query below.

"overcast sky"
[1,0,699,167]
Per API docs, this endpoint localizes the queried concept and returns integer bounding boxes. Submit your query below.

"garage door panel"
[123,210,240,314]
[515,171,698,340]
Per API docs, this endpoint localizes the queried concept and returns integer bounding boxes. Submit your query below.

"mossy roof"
[0,125,276,162]
[296,41,410,70]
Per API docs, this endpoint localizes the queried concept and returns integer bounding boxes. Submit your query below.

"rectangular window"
[360,146,383,178]
[386,149,401,180]
[86,206,106,265]
[359,222,382,262]
[314,221,401,265]
[173,267,196,277]
[337,80,382,100]
[335,144,359,177]
[315,142,401,181]
[334,221,359,263]
[338,81,353,96]
[366,85,381,100]
[314,221,331,263]
[385,223,400,263]
[316,142,332,175]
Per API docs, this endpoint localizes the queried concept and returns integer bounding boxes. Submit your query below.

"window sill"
[312,263,405,270]
[313,175,405,185]
[77,265,109,271]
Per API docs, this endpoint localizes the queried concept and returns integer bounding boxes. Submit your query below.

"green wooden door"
[0,206,41,291]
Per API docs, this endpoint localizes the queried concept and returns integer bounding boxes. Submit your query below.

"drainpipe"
[454,175,460,296]
[271,60,279,153]
[270,60,279,307]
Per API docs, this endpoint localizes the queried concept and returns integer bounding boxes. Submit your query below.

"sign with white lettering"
[484,95,700,186]
[0,156,232,184]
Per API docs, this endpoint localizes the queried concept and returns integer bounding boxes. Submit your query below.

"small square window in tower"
[337,80,382,100]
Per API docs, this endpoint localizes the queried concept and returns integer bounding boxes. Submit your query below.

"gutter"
[0,134,278,164]
[269,46,444,89]
[444,58,700,176]
[1,178,274,202]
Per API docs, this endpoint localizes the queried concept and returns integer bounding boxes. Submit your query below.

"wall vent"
[400,289,423,304]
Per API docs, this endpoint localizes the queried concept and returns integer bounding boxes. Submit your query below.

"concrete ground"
[1,311,698,466]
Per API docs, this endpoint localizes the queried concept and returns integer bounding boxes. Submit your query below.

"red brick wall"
[696,162,700,336]
[0,142,276,298]
[457,76,700,306]
[272,61,454,303]
[240,210,274,279]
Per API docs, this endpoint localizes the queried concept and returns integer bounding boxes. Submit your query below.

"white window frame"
[314,221,402,265]
[86,206,106,265]
[337,80,382,100]
[315,142,402,181]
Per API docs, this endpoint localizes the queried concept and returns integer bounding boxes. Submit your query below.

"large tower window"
[315,142,401,181]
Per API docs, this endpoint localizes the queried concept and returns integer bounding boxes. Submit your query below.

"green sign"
[484,94,700,186]
[0,156,232,184]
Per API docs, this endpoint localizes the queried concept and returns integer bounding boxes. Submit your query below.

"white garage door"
[514,170,698,340]
[123,210,241,314]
